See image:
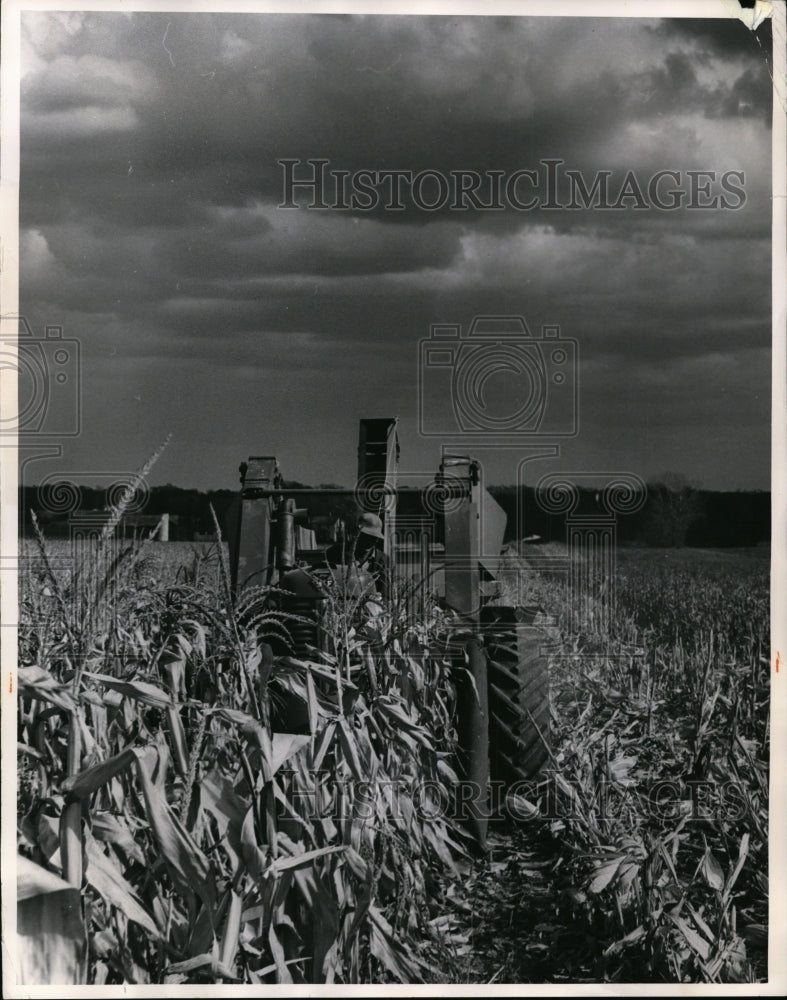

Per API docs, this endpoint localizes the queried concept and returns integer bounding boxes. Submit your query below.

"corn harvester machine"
[228,418,550,845]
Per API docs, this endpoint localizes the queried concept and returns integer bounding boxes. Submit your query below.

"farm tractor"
[228,418,550,846]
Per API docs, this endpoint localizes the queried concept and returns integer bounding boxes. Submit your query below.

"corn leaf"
[368,904,424,983]
[18,666,77,712]
[62,747,137,801]
[270,844,346,875]
[240,806,268,880]
[271,733,311,775]
[90,812,145,864]
[16,856,85,986]
[83,672,173,708]
[700,849,725,892]
[723,832,751,906]
[588,855,625,895]
[670,912,711,961]
[85,834,161,939]
[131,748,216,909]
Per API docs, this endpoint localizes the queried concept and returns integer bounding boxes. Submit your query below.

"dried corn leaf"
[588,855,625,895]
[700,849,725,892]
[669,911,711,961]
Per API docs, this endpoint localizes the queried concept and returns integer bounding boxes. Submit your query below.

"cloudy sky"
[17,8,773,492]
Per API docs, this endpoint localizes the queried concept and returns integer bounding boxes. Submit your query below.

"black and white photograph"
[1,0,784,992]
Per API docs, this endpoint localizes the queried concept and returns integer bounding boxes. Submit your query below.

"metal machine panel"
[231,456,280,591]
[479,489,508,578]
[234,496,273,590]
[444,498,480,617]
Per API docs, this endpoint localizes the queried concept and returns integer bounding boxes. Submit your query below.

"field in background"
[16,535,769,984]
[467,541,769,982]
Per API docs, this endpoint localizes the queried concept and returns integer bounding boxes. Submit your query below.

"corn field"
[15,525,769,985]
[460,546,769,983]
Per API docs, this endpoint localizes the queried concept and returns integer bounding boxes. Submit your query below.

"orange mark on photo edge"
[777,652,781,675]
[8,673,12,694]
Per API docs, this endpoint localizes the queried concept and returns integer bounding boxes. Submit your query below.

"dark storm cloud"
[22,13,772,214]
[18,9,773,490]
[651,15,773,59]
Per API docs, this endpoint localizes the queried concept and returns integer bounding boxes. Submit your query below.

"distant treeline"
[20,479,770,548]
[20,483,237,541]
[487,483,770,548]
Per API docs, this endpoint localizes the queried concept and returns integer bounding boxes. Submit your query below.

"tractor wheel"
[481,605,552,787]
[453,634,491,850]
